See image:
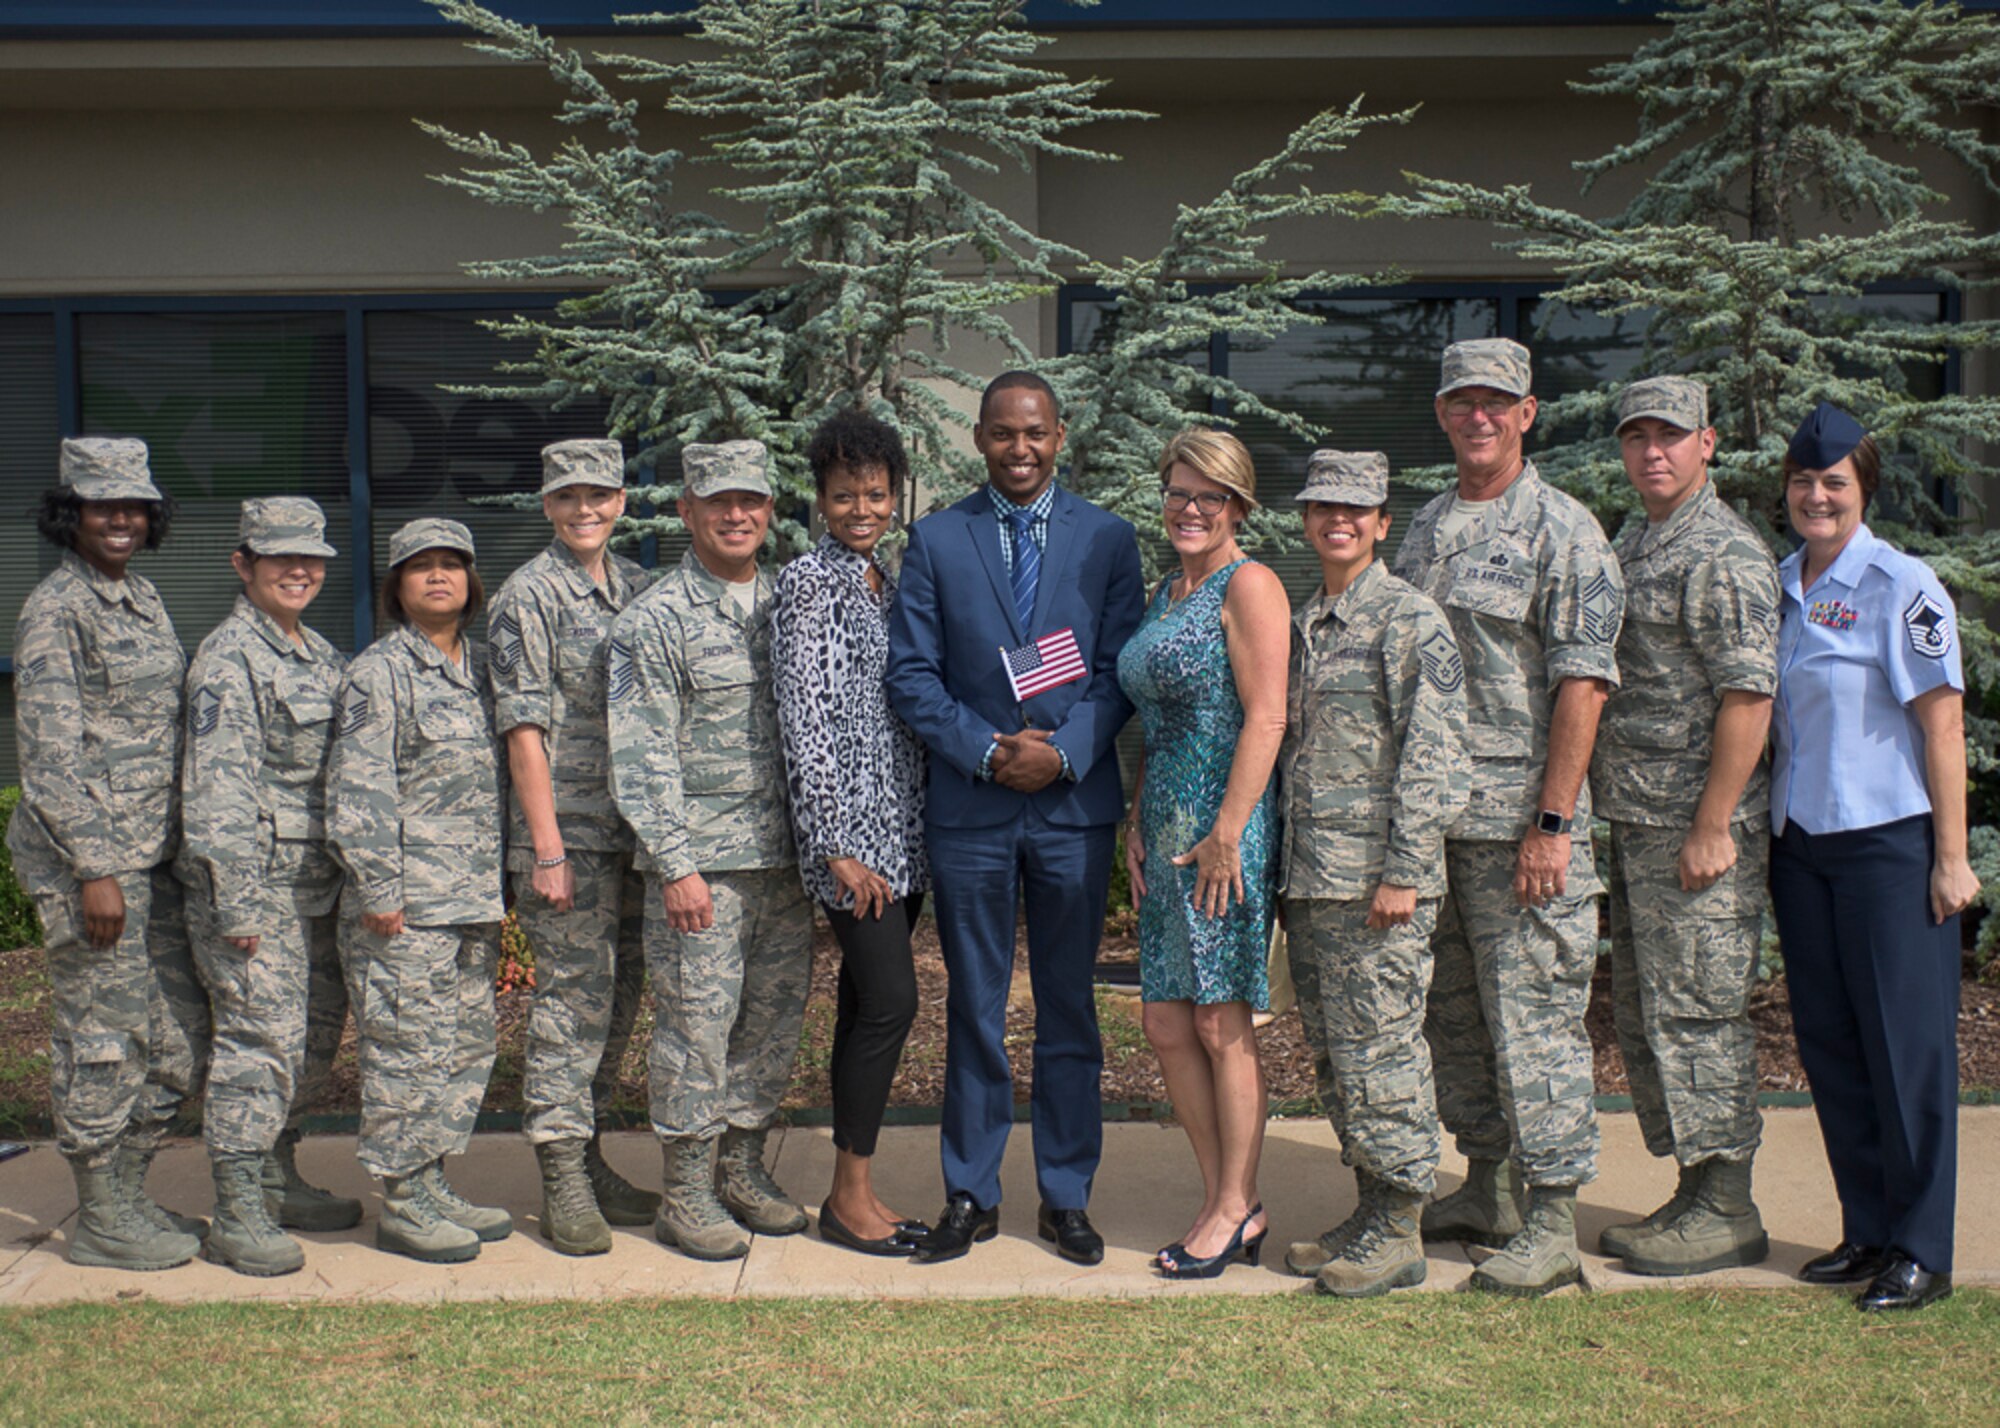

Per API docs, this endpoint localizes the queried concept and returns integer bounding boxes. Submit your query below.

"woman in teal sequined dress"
[1116,429,1290,1278]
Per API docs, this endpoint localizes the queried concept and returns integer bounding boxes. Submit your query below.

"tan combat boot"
[1285,1169,1384,1278]
[115,1142,209,1242]
[262,1128,363,1232]
[1314,1189,1428,1299]
[655,1138,751,1260]
[1598,1160,1702,1258]
[537,1138,613,1257]
[1421,1156,1526,1249]
[585,1133,661,1227]
[67,1159,200,1271]
[377,1173,481,1264]
[716,1126,808,1235]
[205,1150,305,1277]
[1619,1158,1769,1276]
[1469,1185,1584,1297]
[420,1158,513,1242]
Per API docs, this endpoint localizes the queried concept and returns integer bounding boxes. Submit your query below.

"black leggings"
[822,894,923,1157]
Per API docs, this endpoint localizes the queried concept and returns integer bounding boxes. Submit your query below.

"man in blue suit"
[887,371,1146,1264]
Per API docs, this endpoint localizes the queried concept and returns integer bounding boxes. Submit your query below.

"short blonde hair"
[1157,428,1259,511]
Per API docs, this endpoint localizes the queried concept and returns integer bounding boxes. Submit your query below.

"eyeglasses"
[1162,488,1232,516]
[1443,395,1521,420]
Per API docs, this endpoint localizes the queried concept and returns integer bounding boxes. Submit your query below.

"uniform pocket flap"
[271,806,325,841]
[415,696,487,741]
[1363,1068,1422,1106]
[402,814,484,846]
[107,759,175,792]
[72,1032,128,1067]
[279,685,335,726]
[104,646,181,688]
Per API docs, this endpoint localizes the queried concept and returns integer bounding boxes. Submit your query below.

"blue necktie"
[1007,507,1038,632]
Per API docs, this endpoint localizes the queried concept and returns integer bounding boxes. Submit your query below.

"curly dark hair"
[806,409,909,495]
[35,488,176,552]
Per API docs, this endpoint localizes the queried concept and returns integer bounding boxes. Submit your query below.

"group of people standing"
[11,338,1976,1314]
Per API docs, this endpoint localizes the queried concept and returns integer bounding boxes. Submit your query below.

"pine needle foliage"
[1387,0,2000,956]
[421,0,1401,569]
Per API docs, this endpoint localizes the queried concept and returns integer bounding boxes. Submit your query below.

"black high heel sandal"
[1158,1207,1265,1280]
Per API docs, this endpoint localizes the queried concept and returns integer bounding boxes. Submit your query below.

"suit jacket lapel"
[965,493,1026,644]
[1031,489,1078,638]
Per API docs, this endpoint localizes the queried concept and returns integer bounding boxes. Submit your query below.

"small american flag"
[1000,627,1087,703]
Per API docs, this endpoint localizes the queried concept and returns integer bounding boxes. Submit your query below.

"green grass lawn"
[1,1290,1994,1425]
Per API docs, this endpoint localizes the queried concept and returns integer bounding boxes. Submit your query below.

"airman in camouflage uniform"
[608,440,813,1261]
[488,438,659,1255]
[1390,339,1625,1296]
[180,498,357,1276]
[1593,377,1779,1276]
[328,518,510,1264]
[1277,451,1471,1299]
[8,437,210,1271]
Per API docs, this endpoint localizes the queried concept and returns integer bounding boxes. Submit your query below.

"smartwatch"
[1535,809,1573,836]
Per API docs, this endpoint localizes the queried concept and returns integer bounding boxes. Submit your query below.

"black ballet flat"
[818,1203,919,1258]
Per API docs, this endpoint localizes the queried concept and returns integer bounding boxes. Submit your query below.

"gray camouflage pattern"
[488,539,651,860]
[1284,896,1442,1195]
[18,856,207,1167]
[387,518,476,569]
[1437,338,1532,398]
[239,497,337,558]
[681,439,772,500]
[541,437,626,495]
[644,868,813,1140]
[1281,560,1470,900]
[339,916,500,1178]
[1595,480,1779,829]
[1294,449,1390,508]
[59,436,163,502]
[1391,461,1624,845]
[1607,821,1766,1165]
[513,850,647,1144]
[9,553,186,880]
[1426,840,1601,1187]
[607,550,793,883]
[327,623,505,926]
[179,594,348,1154]
[1615,376,1708,434]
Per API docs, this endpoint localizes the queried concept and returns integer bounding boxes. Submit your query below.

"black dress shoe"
[1857,1254,1953,1312]
[910,1194,998,1265]
[818,1203,918,1258]
[1799,1241,1887,1285]
[1037,1204,1104,1266]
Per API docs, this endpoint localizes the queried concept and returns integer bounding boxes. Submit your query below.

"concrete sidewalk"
[1,1108,1993,1306]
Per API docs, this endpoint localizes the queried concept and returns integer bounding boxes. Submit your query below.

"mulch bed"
[3,925,1998,1134]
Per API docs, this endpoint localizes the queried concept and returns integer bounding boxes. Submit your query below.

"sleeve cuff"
[1379,848,1430,888]
[1706,661,1777,697]
[493,691,553,735]
[1059,747,1077,783]
[359,881,404,916]
[1546,648,1619,689]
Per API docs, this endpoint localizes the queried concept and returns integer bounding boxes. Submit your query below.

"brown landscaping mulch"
[2,926,1998,1133]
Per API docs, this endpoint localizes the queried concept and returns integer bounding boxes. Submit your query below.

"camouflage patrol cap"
[388,517,476,567]
[1294,449,1390,507]
[1437,338,1532,399]
[239,496,337,558]
[1615,376,1708,435]
[59,437,164,503]
[682,439,772,500]
[541,437,626,496]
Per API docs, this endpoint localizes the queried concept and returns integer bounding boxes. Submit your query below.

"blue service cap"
[1787,401,1867,471]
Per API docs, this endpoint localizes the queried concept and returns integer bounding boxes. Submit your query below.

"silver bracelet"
[535,853,568,868]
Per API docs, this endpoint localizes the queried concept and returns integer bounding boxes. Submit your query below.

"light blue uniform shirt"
[1772,524,1963,836]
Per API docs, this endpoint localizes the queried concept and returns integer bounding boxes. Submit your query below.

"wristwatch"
[1535,809,1573,836]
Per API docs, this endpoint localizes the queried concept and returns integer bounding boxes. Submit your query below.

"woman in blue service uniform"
[1768,403,1979,1312]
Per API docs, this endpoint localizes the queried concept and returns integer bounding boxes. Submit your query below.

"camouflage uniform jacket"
[327,623,505,926]
[179,595,346,936]
[486,539,652,868]
[1594,481,1780,830]
[608,550,793,883]
[1281,559,1472,900]
[1391,461,1625,842]
[7,552,185,880]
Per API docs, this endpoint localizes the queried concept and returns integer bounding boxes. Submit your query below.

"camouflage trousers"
[187,886,345,1156]
[644,867,813,1142]
[340,915,499,1179]
[1607,821,1766,1166]
[26,857,209,1167]
[1284,896,1442,1196]
[512,848,647,1144]
[1426,838,1601,1187]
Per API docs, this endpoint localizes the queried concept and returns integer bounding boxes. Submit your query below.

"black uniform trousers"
[1770,814,1959,1272]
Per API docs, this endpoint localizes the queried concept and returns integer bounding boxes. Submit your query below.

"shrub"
[0,788,42,949]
